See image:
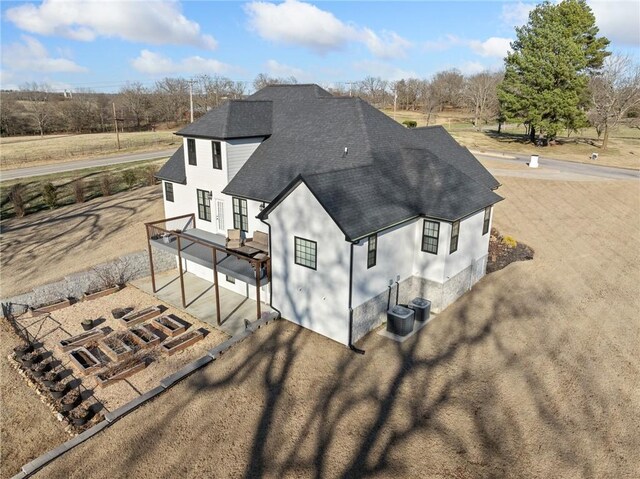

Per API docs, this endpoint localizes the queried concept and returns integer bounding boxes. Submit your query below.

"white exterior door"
[215,199,225,233]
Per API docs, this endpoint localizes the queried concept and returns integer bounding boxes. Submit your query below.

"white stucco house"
[154,84,502,347]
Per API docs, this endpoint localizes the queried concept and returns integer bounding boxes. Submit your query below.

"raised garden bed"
[30,298,73,316]
[152,315,187,337]
[83,285,121,302]
[95,359,147,389]
[119,306,162,327]
[58,328,107,352]
[129,325,161,348]
[99,335,133,362]
[161,330,205,356]
[68,347,102,376]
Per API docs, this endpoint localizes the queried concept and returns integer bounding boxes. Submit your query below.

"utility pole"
[393,86,398,121]
[112,102,120,150]
[188,79,195,123]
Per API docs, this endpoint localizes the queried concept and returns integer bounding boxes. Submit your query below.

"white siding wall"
[266,184,351,345]
[413,219,450,283]
[227,137,263,182]
[443,209,490,280]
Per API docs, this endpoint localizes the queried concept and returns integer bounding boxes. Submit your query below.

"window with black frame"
[197,189,211,221]
[450,221,460,254]
[483,207,491,235]
[164,182,174,202]
[367,234,377,268]
[212,141,222,169]
[422,220,440,254]
[187,138,197,165]
[232,197,248,232]
[294,237,317,270]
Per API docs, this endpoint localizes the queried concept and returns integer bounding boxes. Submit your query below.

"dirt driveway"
[0,185,163,298]
[26,175,639,478]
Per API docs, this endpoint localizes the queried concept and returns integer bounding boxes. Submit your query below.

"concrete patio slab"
[130,269,272,336]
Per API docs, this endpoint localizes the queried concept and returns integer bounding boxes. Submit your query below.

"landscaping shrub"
[122,169,137,189]
[403,120,417,128]
[73,179,85,203]
[99,174,112,197]
[41,182,57,209]
[8,184,26,217]
[503,235,518,248]
[144,166,158,186]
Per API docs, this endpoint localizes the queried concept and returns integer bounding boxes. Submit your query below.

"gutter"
[257,216,281,319]
[348,241,365,355]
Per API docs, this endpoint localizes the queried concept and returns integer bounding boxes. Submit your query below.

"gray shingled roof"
[176,100,272,139]
[160,84,502,239]
[155,145,186,184]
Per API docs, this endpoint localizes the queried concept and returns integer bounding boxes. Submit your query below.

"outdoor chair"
[244,231,269,253]
[226,229,243,250]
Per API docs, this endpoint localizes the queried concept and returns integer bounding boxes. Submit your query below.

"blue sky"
[1,0,638,92]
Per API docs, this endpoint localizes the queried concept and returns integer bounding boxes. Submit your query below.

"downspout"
[258,216,281,319]
[348,241,365,355]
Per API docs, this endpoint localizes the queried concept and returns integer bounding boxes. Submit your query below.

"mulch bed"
[487,228,534,274]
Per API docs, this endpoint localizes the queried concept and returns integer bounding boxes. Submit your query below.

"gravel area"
[24,175,639,478]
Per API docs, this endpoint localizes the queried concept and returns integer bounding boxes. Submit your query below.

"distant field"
[381,109,640,170]
[0,131,180,170]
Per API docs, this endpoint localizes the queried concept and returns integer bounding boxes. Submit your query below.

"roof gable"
[176,100,272,139]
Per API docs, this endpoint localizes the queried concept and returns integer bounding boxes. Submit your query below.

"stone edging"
[12,313,279,479]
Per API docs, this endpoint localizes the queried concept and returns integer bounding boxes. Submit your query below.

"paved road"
[0,148,176,181]
[473,150,640,181]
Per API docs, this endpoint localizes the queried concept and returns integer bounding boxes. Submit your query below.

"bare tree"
[357,76,389,107]
[154,77,190,124]
[464,71,503,128]
[118,82,152,130]
[253,73,297,92]
[431,69,465,110]
[21,82,53,136]
[195,75,245,112]
[588,55,640,149]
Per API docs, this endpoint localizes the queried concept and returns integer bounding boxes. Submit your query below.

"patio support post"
[255,259,261,320]
[212,248,221,326]
[146,225,157,293]
[176,235,187,308]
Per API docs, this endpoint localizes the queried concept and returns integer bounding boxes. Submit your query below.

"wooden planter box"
[68,347,102,376]
[83,285,121,302]
[161,330,205,356]
[119,306,162,327]
[31,298,72,317]
[129,325,161,349]
[152,315,187,337]
[58,329,107,352]
[100,336,133,362]
[95,361,147,389]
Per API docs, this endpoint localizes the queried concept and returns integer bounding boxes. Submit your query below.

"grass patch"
[0,131,180,170]
[0,158,166,219]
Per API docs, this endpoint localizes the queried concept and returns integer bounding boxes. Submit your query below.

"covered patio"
[144,214,271,331]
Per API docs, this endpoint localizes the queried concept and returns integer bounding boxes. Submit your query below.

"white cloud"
[244,0,411,58]
[131,50,234,75]
[589,1,640,45]
[423,34,463,52]
[501,2,536,27]
[1,35,87,73]
[469,37,513,58]
[353,60,417,81]
[5,0,217,50]
[458,61,487,75]
[265,59,306,79]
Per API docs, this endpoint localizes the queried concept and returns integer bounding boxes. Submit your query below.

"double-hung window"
[187,138,197,165]
[294,237,317,270]
[197,189,211,221]
[232,197,248,232]
[212,141,222,170]
[450,221,460,254]
[483,207,491,235]
[421,220,440,254]
[367,234,377,268]
[164,182,174,202]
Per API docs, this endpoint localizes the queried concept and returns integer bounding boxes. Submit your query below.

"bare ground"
[18,176,638,479]
[0,185,164,298]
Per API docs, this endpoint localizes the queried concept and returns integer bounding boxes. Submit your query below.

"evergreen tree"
[498,0,609,143]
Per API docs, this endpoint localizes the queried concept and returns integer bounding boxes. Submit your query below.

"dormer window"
[187,139,197,165]
[212,141,222,169]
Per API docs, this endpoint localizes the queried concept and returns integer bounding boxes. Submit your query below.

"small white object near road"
[529,154,539,168]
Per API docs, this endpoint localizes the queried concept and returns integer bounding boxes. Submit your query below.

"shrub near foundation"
[41,182,57,209]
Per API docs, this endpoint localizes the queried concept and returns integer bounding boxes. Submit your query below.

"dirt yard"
[0,185,164,298]
[22,175,638,478]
